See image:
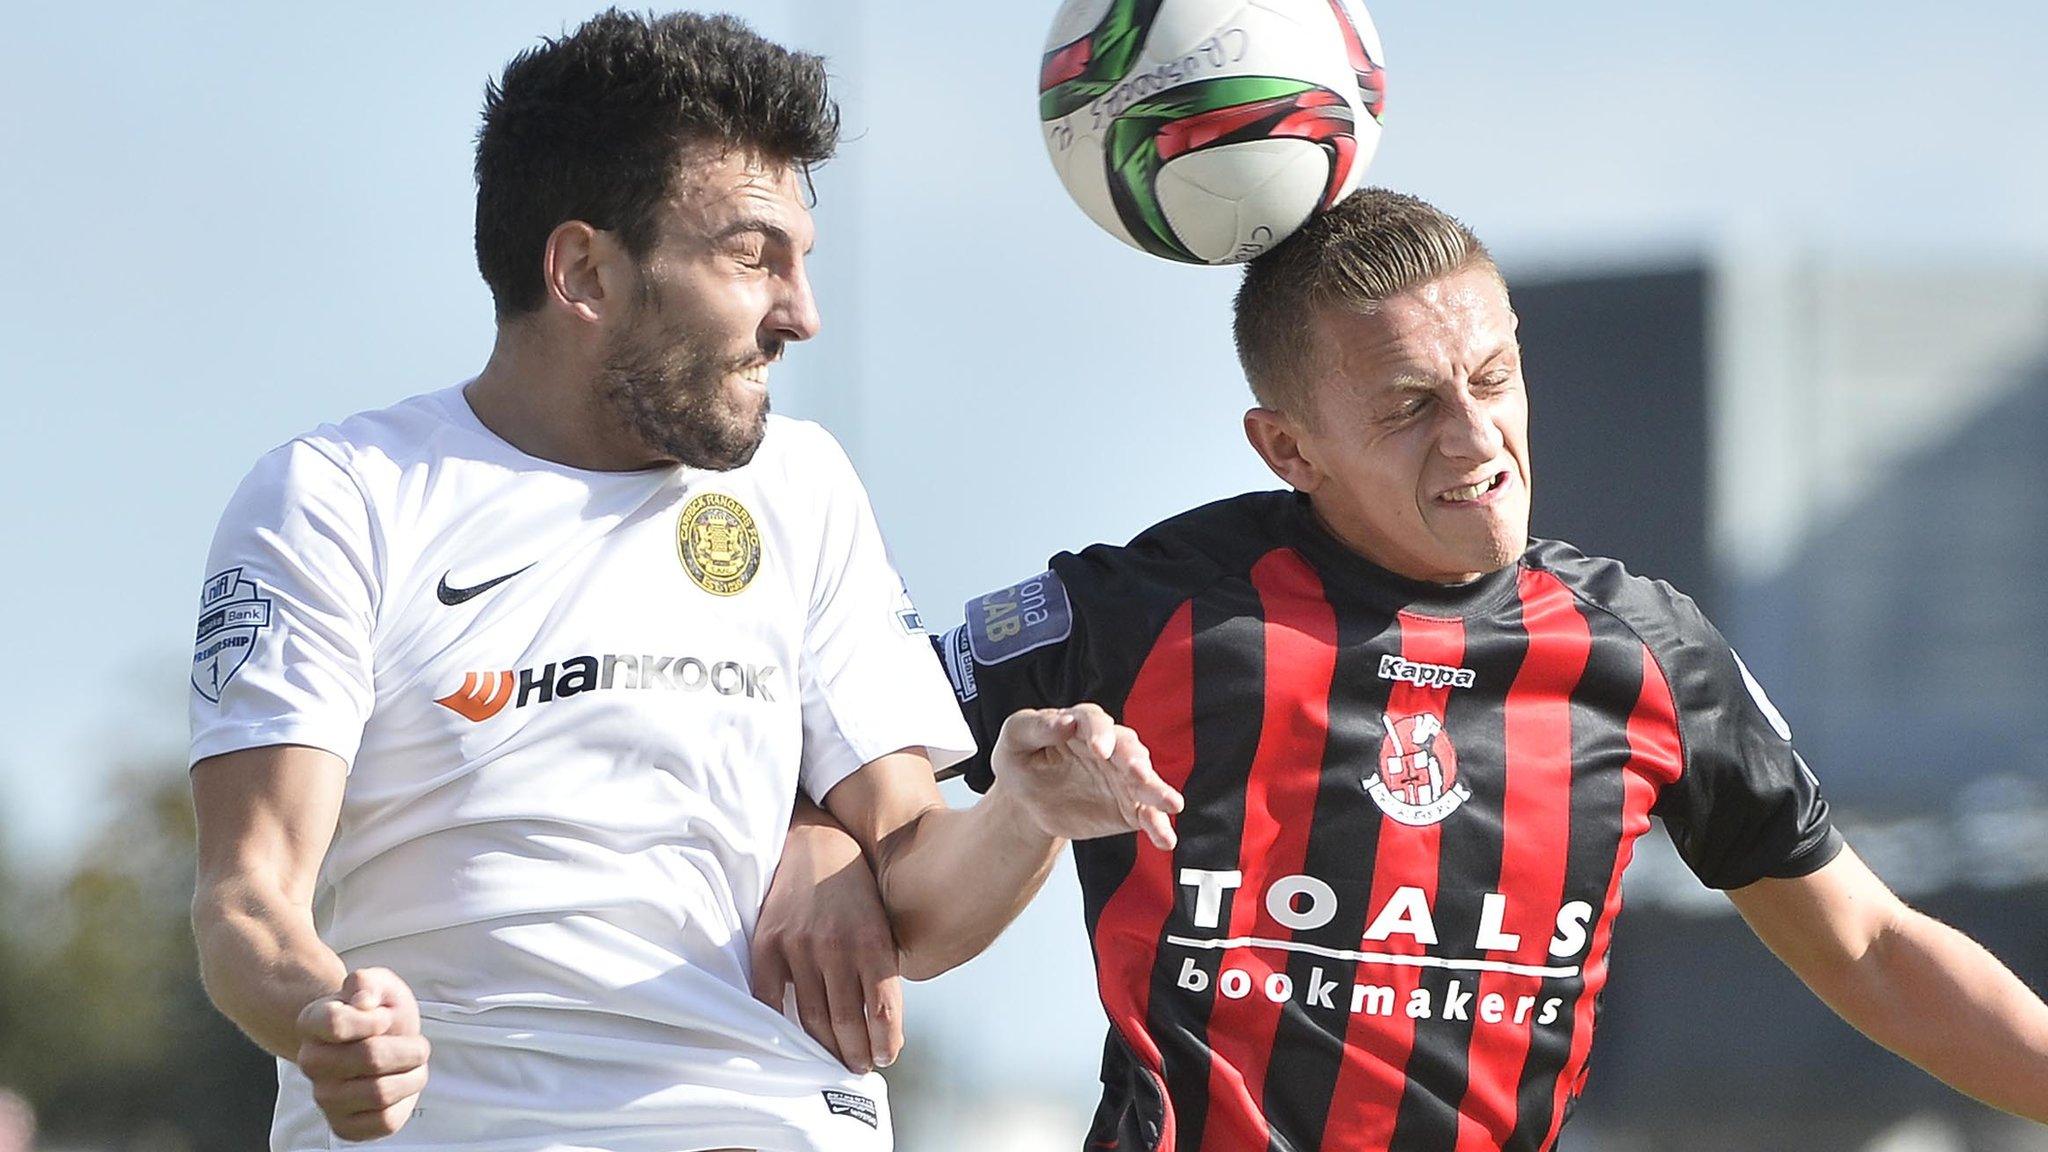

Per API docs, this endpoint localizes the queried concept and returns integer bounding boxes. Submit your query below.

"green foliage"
[0,761,273,1150]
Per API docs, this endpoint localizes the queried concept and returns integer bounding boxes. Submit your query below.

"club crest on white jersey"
[677,492,762,596]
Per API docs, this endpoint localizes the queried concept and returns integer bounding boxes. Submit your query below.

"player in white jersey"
[188,14,1184,1152]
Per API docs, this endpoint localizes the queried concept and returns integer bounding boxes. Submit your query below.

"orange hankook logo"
[435,670,514,722]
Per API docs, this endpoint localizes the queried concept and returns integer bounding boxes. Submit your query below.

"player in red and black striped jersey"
[939,499,1836,1151]
[916,189,2048,1150]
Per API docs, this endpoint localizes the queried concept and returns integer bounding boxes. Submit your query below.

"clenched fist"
[295,967,430,1142]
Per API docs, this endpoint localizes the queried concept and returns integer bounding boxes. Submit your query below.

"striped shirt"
[938,490,1839,1152]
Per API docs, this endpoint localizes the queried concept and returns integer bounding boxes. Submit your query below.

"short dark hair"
[1234,188,1496,419]
[474,9,840,318]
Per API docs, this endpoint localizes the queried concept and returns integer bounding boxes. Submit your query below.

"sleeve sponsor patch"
[192,567,272,703]
[937,624,978,702]
[964,569,1072,666]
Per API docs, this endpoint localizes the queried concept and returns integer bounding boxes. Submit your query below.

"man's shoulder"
[1044,491,1297,636]
[743,415,857,489]
[1068,490,1296,586]
[1522,537,1720,656]
[249,386,465,486]
[209,388,481,555]
[1130,490,1298,554]
[311,386,468,460]
[947,494,1293,711]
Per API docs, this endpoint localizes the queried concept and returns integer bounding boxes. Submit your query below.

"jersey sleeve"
[795,431,974,805]
[1651,599,1844,890]
[189,439,380,770]
[933,564,1098,794]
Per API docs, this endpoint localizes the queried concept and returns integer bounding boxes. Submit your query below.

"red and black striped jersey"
[938,490,1841,1152]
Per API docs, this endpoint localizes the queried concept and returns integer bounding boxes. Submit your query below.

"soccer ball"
[1039,0,1387,265]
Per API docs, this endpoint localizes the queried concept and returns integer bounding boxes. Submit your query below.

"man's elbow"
[897,940,975,983]
[191,881,230,968]
[885,907,984,982]
[190,883,254,1014]
[187,875,317,1056]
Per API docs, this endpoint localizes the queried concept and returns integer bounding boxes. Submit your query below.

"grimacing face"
[1287,264,1532,584]
[600,150,820,471]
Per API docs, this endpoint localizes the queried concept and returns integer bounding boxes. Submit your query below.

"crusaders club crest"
[1364,712,1472,827]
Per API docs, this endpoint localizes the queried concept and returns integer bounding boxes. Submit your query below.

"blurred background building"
[1510,255,2048,1150]
[2,1,2044,1149]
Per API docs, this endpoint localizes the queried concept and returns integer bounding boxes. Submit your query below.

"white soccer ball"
[1039,0,1387,265]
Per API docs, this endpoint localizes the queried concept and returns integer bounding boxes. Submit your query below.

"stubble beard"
[599,311,775,472]
[1468,508,1530,578]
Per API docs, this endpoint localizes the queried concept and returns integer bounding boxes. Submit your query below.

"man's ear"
[1244,406,1323,493]
[541,220,632,326]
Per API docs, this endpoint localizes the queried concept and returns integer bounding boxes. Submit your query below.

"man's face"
[600,148,819,471]
[1290,264,1531,584]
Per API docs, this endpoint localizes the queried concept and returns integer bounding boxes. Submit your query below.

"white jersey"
[189,385,972,1152]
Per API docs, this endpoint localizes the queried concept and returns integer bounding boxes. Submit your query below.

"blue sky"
[2,0,2044,1116]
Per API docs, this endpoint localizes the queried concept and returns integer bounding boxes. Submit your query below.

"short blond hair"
[1234,188,1496,418]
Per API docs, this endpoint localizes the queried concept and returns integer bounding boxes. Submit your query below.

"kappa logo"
[193,567,273,703]
[1364,711,1472,826]
[435,653,780,723]
[1378,653,1476,690]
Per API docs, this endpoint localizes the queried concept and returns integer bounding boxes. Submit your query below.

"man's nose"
[770,261,821,343]
[1437,395,1505,460]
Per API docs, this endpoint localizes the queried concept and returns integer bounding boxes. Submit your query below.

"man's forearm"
[872,780,1063,981]
[193,879,348,1059]
[830,709,1177,982]
[1828,906,2048,1121]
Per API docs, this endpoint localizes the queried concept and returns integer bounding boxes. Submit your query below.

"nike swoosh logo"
[436,564,534,606]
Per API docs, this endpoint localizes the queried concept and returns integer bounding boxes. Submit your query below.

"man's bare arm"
[1730,844,2048,1122]
[191,744,352,1058]
[751,795,906,1074]
[191,744,430,1140]
[822,704,1180,982]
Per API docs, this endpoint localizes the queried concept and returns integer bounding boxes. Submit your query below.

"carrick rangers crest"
[677,492,761,596]
[1365,712,1471,826]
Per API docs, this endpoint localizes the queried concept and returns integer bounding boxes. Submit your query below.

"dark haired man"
[187,12,1178,1151]
[896,188,2048,1148]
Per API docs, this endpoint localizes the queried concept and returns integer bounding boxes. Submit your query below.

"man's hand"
[806,709,1176,984]
[991,704,1183,850]
[295,967,430,1142]
[753,802,904,1074]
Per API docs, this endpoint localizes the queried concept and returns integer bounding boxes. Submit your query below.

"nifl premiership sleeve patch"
[192,567,273,703]
[964,569,1073,666]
